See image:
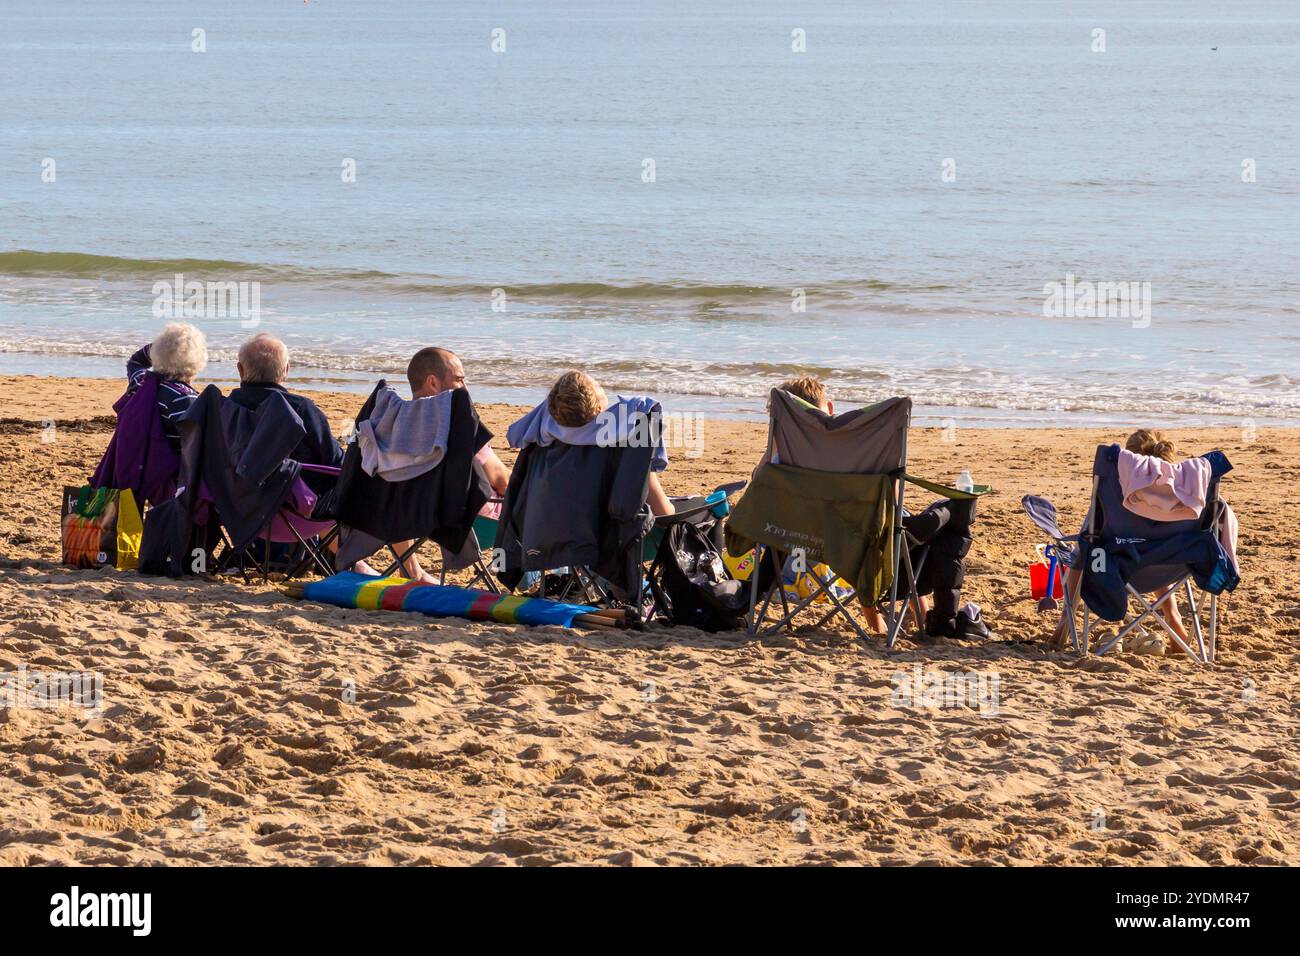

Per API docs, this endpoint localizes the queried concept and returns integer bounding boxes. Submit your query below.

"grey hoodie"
[356,387,453,481]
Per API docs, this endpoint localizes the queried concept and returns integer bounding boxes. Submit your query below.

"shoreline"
[2,362,1297,430]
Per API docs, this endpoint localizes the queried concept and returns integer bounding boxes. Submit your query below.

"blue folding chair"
[1022,445,1237,662]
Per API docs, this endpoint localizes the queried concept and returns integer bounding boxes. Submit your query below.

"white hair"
[238,332,289,384]
[150,322,207,383]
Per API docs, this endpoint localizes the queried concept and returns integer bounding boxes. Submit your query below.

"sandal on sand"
[1122,625,1164,656]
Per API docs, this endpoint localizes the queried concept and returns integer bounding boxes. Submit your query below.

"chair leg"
[885,527,904,650]
[747,545,846,640]
[630,536,647,629]
[1185,581,1209,663]
[1061,572,1083,656]
[1201,595,1211,660]
[752,583,779,636]
[753,547,790,633]
[289,523,339,577]
[745,546,761,636]
[381,539,424,578]
[475,557,501,594]
[806,570,864,635]
[1095,582,1200,661]
[884,540,923,650]
[288,539,332,579]
[282,519,335,579]
[757,564,862,641]
[774,550,860,638]
[217,529,251,584]
[750,547,782,636]
[1091,583,1182,656]
[1092,583,1176,656]
[810,572,869,643]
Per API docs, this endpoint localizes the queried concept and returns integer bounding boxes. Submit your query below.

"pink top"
[1118,449,1210,522]
[1117,449,1238,572]
[476,444,504,520]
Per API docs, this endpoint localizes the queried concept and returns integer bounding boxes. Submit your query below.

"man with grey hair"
[229,332,343,489]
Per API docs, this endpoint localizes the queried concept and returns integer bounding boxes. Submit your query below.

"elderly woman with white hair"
[126,322,208,450]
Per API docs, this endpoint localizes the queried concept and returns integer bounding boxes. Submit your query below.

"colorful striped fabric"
[302,571,598,628]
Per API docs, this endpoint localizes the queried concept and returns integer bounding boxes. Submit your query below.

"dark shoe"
[955,607,993,640]
[924,609,957,640]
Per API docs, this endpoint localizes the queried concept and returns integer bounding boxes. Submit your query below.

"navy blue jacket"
[177,385,306,553]
[228,382,342,490]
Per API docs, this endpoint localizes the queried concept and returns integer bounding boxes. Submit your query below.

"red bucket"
[1030,559,1064,600]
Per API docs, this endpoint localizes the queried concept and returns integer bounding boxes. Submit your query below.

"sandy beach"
[1,374,1297,866]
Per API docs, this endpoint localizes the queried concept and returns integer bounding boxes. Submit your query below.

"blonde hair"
[1126,428,1177,462]
[547,371,606,427]
[238,332,290,384]
[150,322,207,383]
[778,376,828,410]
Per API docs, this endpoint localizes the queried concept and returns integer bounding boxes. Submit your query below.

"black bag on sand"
[138,497,220,577]
[650,521,747,632]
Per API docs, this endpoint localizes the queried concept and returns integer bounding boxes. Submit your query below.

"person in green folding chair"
[773,377,993,641]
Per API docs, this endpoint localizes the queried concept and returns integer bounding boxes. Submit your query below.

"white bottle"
[956,469,974,493]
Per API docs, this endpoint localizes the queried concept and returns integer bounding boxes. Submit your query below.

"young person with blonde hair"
[1124,428,1177,462]
[545,371,674,516]
[1049,428,1189,653]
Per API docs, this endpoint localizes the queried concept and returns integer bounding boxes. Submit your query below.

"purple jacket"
[91,372,182,505]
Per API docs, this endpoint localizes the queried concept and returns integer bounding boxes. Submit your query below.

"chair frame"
[212,464,342,583]
[1043,476,1227,663]
[515,526,649,626]
[375,499,504,594]
[215,515,338,583]
[744,428,922,650]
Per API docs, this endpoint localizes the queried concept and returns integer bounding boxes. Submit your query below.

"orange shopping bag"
[60,485,142,570]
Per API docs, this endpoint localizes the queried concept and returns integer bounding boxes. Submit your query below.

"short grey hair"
[238,332,289,384]
[150,322,207,383]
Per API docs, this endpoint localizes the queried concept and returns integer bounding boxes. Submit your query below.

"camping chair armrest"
[1049,535,1083,568]
[904,473,990,500]
[293,463,343,520]
[659,485,741,526]
[653,500,719,526]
